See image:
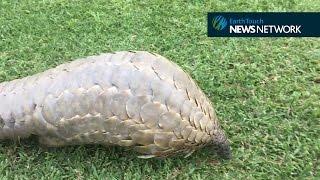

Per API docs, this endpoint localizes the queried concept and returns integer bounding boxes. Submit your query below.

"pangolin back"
[0,51,230,158]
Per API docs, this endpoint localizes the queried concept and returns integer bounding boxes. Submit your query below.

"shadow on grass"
[0,135,228,171]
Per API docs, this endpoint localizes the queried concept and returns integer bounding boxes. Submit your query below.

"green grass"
[0,0,319,179]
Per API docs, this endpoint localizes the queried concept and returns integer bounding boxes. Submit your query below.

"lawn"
[0,0,319,179]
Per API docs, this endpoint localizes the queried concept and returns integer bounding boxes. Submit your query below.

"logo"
[212,15,227,31]
[208,12,320,37]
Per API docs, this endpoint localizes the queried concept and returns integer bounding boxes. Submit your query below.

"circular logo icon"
[212,16,227,31]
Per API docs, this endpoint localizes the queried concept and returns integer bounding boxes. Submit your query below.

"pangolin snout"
[212,130,232,159]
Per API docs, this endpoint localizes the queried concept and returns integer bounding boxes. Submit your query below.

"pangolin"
[0,51,231,159]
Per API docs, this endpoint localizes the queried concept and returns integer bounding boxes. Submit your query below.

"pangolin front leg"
[0,51,231,159]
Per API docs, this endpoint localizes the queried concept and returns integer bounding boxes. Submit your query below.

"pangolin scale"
[0,51,231,159]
